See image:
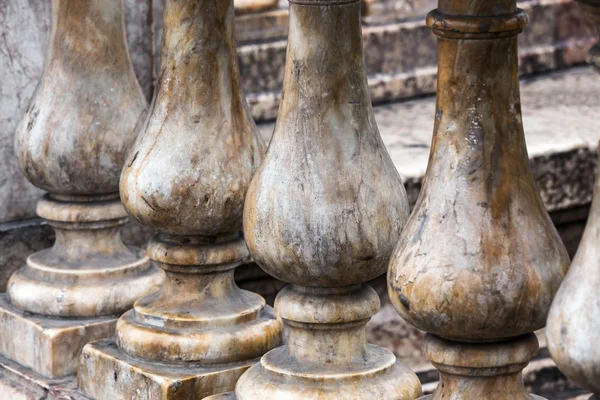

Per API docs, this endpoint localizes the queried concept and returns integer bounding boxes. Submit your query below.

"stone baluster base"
[78,234,281,400]
[209,284,421,399]
[418,334,544,400]
[0,195,164,378]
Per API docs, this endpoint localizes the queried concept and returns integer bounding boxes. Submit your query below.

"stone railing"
[0,0,599,399]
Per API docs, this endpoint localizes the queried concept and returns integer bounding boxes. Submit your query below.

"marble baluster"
[0,0,164,379]
[209,0,422,398]
[546,1,600,398]
[387,0,570,399]
[77,0,282,399]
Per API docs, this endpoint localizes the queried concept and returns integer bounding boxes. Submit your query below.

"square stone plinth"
[79,340,254,400]
[0,294,116,378]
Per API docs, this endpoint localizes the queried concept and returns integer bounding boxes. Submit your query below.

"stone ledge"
[78,340,252,400]
[0,355,83,400]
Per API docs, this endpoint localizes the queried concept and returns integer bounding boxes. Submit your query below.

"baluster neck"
[158,0,243,115]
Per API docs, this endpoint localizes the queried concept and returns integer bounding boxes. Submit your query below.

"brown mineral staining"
[226,0,420,398]
[8,0,164,320]
[79,0,281,398]
[243,2,409,288]
[388,14,568,342]
[387,1,569,399]
[120,0,265,237]
[15,0,147,196]
[1,0,164,379]
[421,333,541,400]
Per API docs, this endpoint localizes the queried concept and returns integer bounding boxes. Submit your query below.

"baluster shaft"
[388,1,569,398]
[210,0,421,397]
[77,0,282,398]
[0,0,164,378]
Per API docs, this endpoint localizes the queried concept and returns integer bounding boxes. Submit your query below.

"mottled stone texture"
[0,295,116,379]
[388,1,570,399]
[5,199,162,319]
[0,351,593,399]
[0,59,598,392]
[0,0,164,379]
[0,0,154,223]
[389,17,569,343]
[227,0,421,398]
[0,65,598,316]
[79,340,254,400]
[78,0,281,398]
[547,150,600,397]
[5,0,164,320]
[1,0,596,224]
[15,5,147,196]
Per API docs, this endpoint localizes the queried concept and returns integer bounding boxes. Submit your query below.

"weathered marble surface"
[120,0,280,351]
[231,0,420,398]
[15,3,147,196]
[6,197,162,318]
[547,151,600,397]
[0,0,154,223]
[5,0,164,319]
[1,0,595,225]
[0,66,596,384]
[80,340,254,400]
[0,295,116,379]
[0,351,592,399]
[388,30,570,344]
[1,86,595,299]
[422,334,543,400]
[244,4,410,288]
[79,0,281,398]
[388,1,570,399]
[1,65,598,298]
[0,0,165,379]
[121,0,266,235]
[256,67,600,213]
